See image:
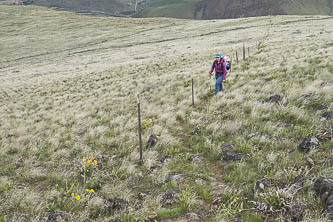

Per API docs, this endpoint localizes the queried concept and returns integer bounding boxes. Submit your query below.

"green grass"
[0,6,332,222]
[134,0,201,19]
[156,206,187,220]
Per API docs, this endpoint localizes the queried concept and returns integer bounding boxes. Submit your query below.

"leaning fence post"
[191,76,194,107]
[236,51,239,64]
[230,57,233,73]
[136,94,143,163]
[243,43,246,60]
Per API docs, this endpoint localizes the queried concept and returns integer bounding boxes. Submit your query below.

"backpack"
[223,56,231,71]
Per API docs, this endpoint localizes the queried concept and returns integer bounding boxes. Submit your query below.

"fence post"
[192,77,194,107]
[209,75,212,94]
[236,51,239,64]
[136,94,143,163]
[243,43,246,60]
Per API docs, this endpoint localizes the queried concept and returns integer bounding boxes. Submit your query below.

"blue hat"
[215,53,222,58]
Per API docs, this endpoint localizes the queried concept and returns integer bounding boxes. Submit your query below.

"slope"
[0,5,333,221]
[136,0,333,19]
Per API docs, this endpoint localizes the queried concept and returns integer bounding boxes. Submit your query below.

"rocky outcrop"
[298,136,321,153]
[314,177,333,218]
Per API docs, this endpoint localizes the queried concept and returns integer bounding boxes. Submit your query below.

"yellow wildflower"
[94,160,98,166]
[75,195,81,200]
[87,160,92,164]
[236,196,240,200]
[148,118,153,122]
[71,193,75,196]
[55,184,58,187]
[90,189,94,192]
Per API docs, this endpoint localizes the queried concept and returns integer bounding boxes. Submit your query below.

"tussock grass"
[0,5,332,221]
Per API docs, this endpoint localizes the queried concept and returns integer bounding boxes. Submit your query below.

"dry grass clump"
[0,5,332,221]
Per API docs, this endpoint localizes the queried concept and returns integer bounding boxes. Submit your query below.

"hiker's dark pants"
[215,74,224,96]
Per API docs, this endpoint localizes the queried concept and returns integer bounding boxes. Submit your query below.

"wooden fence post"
[192,77,194,107]
[243,43,246,60]
[136,94,143,163]
[236,51,239,64]
[209,75,212,94]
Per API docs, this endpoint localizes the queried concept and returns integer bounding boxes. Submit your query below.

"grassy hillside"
[0,5,333,221]
[283,0,332,15]
[135,0,333,19]
[23,0,333,18]
[31,0,131,15]
[133,0,201,19]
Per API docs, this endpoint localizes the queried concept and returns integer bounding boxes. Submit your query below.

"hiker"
[208,53,227,96]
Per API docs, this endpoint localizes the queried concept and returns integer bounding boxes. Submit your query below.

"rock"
[14,214,30,222]
[221,152,245,161]
[45,210,71,222]
[322,111,333,120]
[274,135,292,142]
[189,154,204,163]
[195,178,206,185]
[15,158,24,168]
[288,203,304,222]
[105,198,128,212]
[314,178,333,219]
[138,192,148,200]
[185,212,200,221]
[255,180,269,193]
[314,177,333,198]
[220,144,235,151]
[146,134,158,149]
[163,157,173,164]
[266,95,282,103]
[325,194,333,218]
[161,189,180,206]
[170,174,184,184]
[320,81,333,87]
[298,136,320,152]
